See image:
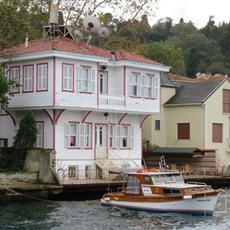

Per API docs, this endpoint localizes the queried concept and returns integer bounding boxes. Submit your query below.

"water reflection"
[0,189,229,230]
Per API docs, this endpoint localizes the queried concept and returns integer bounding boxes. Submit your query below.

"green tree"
[150,17,173,42]
[0,1,49,50]
[0,66,10,108]
[13,112,37,150]
[180,33,223,77]
[57,0,159,28]
[138,42,186,75]
[171,21,197,38]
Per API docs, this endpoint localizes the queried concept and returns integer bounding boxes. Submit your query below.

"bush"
[0,148,27,172]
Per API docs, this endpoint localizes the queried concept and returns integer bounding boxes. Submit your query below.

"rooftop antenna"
[43,3,73,40]
[73,15,110,46]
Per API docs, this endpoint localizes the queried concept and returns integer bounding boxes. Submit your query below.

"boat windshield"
[152,173,184,184]
[152,175,164,184]
[126,175,141,194]
[174,174,184,183]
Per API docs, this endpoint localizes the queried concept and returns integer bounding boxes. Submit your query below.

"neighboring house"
[143,75,230,174]
[142,73,175,147]
[0,37,170,182]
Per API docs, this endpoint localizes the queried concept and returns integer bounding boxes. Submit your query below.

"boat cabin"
[124,170,212,197]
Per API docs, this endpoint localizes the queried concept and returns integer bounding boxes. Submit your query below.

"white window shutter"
[65,123,70,148]
[141,74,145,97]
[128,73,132,96]
[75,67,79,92]
[78,67,82,91]
[130,126,134,148]
[154,76,159,98]
[109,125,114,148]
[115,125,120,148]
[91,68,96,93]
[79,123,85,148]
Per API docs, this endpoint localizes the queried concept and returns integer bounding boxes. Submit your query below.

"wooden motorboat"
[101,157,221,216]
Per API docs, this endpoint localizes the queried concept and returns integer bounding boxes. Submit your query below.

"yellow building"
[143,75,230,173]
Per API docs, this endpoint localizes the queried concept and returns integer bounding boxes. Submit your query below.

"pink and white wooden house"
[0,37,169,182]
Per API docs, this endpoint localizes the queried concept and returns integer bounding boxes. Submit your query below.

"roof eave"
[0,50,110,63]
[110,60,170,71]
[164,103,203,107]
[201,79,226,102]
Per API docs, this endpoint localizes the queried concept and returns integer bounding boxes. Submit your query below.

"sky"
[151,0,230,28]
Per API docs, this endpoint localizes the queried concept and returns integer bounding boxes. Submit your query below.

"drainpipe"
[202,102,207,148]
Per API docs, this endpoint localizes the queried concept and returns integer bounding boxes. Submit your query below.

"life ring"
[136,168,158,173]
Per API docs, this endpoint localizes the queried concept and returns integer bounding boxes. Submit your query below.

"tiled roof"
[0,38,164,67]
[115,50,163,66]
[0,37,111,58]
[164,80,225,105]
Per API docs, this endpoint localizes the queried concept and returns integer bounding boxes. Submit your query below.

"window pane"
[10,67,20,93]
[126,176,140,194]
[23,66,33,92]
[130,73,140,96]
[63,64,73,91]
[155,120,160,130]
[35,123,43,148]
[37,64,47,91]
[80,67,90,92]
[223,89,230,113]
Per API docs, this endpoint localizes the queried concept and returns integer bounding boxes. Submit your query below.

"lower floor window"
[66,122,92,148]
[110,125,134,148]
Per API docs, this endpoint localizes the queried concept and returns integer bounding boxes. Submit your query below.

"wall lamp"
[103,112,109,120]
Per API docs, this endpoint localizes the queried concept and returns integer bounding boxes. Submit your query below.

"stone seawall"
[0,172,62,203]
[0,172,38,185]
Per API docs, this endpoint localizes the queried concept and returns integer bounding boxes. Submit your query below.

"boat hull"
[101,193,220,216]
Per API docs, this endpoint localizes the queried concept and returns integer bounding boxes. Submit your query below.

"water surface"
[0,189,229,230]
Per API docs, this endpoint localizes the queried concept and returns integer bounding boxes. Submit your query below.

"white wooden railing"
[99,95,125,107]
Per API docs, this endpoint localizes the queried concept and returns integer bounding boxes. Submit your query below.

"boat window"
[174,174,184,183]
[164,175,176,183]
[152,175,164,184]
[144,176,152,185]
[163,188,180,194]
[126,176,141,194]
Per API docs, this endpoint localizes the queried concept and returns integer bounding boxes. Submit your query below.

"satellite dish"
[98,27,110,37]
[83,15,101,33]
[73,29,83,39]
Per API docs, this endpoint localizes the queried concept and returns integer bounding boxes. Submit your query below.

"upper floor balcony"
[98,94,159,113]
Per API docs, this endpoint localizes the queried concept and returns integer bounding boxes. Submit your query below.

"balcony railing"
[99,94,125,108]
